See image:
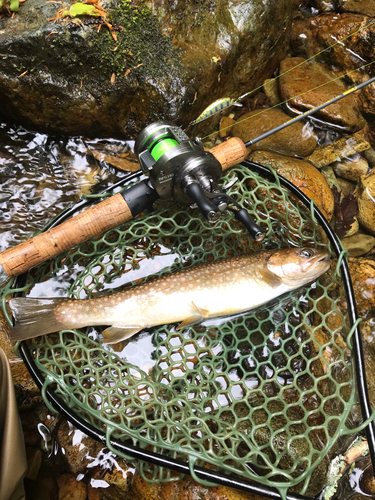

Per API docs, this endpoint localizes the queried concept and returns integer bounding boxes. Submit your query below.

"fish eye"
[300,249,313,258]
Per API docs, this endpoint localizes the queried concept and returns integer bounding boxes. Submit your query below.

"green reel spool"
[149,137,179,161]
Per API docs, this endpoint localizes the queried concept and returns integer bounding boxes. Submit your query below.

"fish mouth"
[318,254,331,263]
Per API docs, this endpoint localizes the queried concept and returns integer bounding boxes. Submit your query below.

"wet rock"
[344,217,360,238]
[57,420,104,475]
[279,58,366,133]
[305,130,370,168]
[0,0,293,138]
[320,166,341,193]
[356,170,375,234]
[337,177,356,197]
[338,0,375,17]
[231,108,317,157]
[90,463,133,500]
[311,0,336,12]
[342,233,375,257]
[293,13,375,114]
[332,154,369,182]
[57,473,87,500]
[248,150,334,221]
[363,146,375,167]
[263,78,281,106]
[347,258,375,318]
[130,471,268,500]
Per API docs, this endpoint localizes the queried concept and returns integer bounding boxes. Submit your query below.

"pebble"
[248,150,334,221]
[278,57,366,133]
[305,130,370,168]
[338,0,375,16]
[347,258,375,318]
[332,154,369,182]
[341,233,375,257]
[231,108,317,157]
[263,78,281,106]
[337,178,356,197]
[57,473,87,500]
[355,170,375,235]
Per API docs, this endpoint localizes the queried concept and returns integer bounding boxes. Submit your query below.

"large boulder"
[0,0,292,138]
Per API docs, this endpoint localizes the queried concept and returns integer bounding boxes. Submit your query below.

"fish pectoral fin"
[191,301,210,318]
[259,268,283,289]
[176,315,202,331]
[102,326,142,344]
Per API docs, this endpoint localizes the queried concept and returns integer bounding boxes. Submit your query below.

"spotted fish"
[9,247,331,344]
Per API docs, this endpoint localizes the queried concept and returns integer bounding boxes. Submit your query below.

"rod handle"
[0,193,133,278]
[210,137,247,171]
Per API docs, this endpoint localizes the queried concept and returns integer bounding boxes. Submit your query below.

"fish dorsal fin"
[102,326,142,344]
[259,268,283,289]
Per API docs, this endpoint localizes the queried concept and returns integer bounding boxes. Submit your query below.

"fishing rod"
[1,72,375,281]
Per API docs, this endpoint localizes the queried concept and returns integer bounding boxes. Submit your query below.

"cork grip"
[0,193,132,278]
[210,137,247,171]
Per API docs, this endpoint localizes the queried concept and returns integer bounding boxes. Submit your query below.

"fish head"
[267,247,331,287]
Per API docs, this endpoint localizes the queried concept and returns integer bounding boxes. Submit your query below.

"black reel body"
[134,120,265,239]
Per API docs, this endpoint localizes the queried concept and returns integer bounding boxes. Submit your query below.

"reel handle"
[0,137,247,279]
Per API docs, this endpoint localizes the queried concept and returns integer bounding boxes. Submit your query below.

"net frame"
[4,159,375,500]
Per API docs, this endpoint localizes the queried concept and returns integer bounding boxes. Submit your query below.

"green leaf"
[66,3,101,17]
[0,0,19,12]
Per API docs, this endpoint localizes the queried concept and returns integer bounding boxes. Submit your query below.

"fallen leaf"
[124,69,131,77]
[332,186,358,239]
[110,73,116,85]
[18,69,28,77]
[134,63,143,69]
[87,149,140,172]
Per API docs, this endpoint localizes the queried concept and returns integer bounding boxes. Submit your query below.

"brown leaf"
[110,73,115,85]
[332,186,358,239]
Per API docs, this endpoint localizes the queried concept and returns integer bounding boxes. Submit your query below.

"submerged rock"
[278,58,366,133]
[338,0,375,17]
[0,0,293,137]
[305,130,370,168]
[248,150,334,221]
[341,233,375,257]
[332,154,369,182]
[356,170,375,235]
[231,108,317,157]
[347,258,375,318]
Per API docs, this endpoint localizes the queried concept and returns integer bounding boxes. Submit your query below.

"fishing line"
[201,59,375,141]
[234,18,375,104]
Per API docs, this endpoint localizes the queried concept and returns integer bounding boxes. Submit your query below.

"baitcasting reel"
[134,121,265,240]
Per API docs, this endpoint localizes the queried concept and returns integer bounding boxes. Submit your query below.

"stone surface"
[305,130,370,168]
[263,78,281,106]
[356,170,375,235]
[0,0,293,138]
[337,177,356,197]
[291,13,375,114]
[279,57,366,133]
[338,0,375,17]
[231,108,317,157]
[332,154,369,182]
[57,473,87,500]
[347,258,375,318]
[341,233,375,257]
[248,150,334,221]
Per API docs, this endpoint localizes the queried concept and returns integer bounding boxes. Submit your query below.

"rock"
[344,217,360,238]
[356,170,375,234]
[347,258,375,318]
[0,0,293,138]
[278,57,366,133]
[338,0,375,17]
[219,116,235,138]
[311,0,336,12]
[332,154,369,182]
[263,78,281,106]
[248,150,334,221]
[57,473,87,500]
[342,233,375,257]
[320,166,341,193]
[363,146,375,167]
[57,420,104,475]
[90,464,133,500]
[293,13,375,114]
[130,471,270,500]
[305,130,370,168]
[231,108,317,157]
[337,177,356,197]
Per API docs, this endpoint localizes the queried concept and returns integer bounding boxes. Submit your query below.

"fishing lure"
[188,96,243,126]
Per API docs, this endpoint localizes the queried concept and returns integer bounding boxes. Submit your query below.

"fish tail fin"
[9,297,67,341]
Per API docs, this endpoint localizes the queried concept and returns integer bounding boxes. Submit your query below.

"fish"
[8,247,331,345]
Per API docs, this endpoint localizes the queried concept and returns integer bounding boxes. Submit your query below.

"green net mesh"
[1,165,359,497]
